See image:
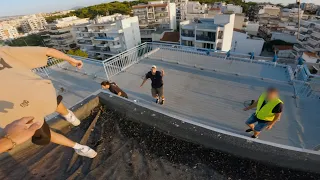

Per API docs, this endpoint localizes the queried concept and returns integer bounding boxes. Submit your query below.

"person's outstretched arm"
[0,117,41,154]
[140,78,148,87]
[243,100,258,111]
[0,46,83,69]
[46,48,83,69]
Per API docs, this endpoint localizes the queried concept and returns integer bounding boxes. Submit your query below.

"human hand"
[266,123,273,130]
[69,59,83,69]
[4,117,41,145]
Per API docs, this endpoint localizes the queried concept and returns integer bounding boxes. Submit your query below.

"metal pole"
[297,0,301,40]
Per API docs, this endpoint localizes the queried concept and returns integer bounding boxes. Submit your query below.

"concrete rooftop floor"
[46,51,320,150]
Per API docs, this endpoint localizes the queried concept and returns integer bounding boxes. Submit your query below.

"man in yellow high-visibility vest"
[243,87,283,138]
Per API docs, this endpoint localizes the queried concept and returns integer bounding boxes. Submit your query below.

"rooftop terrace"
[35,43,320,151]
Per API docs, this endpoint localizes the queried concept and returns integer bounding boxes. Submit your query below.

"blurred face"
[101,85,109,89]
[151,67,156,74]
[266,91,278,100]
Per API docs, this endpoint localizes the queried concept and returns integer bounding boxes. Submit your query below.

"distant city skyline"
[1,0,319,17]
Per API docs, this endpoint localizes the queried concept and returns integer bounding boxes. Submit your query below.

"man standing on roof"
[0,46,97,158]
[101,81,128,98]
[243,87,283,139]
[140,65,165,105]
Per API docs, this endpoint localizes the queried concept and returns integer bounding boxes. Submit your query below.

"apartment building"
[180,14,235,51]
[292,20,320,63]
[73,14,141,60]
[43,16,89,52]
[0,23,19,40]
[222,4,243,14]
[175,0,188,21]
[187,1,207,14]
[281,8,304,19]
[20,15,47,33]
[259,5,281,16]
[133,1,176,42]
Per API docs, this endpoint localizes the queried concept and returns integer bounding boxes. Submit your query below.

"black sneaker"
[155,98,159,104]
[245,129,253,133]
[251,135,258,139]
[160,99,165,105]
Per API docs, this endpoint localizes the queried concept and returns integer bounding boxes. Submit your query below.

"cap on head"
[152,65,157,69]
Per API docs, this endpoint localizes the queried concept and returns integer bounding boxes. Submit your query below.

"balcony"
[94,36,120,41]
[309,35,320,44]
[196,35,216,42]
[306,43,320,52]
[293,44,306,52]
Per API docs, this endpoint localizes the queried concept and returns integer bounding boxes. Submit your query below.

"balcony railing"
[310,35,320,42]
[181,33,195,37]
[196,35,216,42]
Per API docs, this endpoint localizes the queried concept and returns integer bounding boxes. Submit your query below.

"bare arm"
[118,92,122,96]
[46,48,83,69]
[140,78,148,87]
[0,138,14,153]
[266,113,281,130]
[0,117,41,154]
[243,100,258,111]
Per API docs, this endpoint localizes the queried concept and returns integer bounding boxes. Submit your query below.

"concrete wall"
[234,14,245,29]
[271,32,298,44]
[98,92,320,173]
[169,3,177,30]
[232,31,264,55]
[121,16,141,49]
[278,49,294,58]
[245,23,259,36]
[217,14,235,51]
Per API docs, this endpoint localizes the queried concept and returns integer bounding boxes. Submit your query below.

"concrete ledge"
[98,92,320,173]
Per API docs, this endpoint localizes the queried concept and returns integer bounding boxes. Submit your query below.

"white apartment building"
[73,14,141,60]
[187,1,207,14]
[20,15,47,33]
[133,1,176,42]
[180,14,235,51]
[258,5,281,16]
[292,20,320,62]
[281,8,304,19]
[232,29,264,56]
[222,4,243,14]
[43,16,89,52]
[175,0,188,21]
[0,23,19,40]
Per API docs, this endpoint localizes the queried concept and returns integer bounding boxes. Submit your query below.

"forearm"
[140,79,147,86]
[46,48,74,63]
[118,92,122,96]
[0,138,13,154]
[270,114,281,125]
[247,101,258,110]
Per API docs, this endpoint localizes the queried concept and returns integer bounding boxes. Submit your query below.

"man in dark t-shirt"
[140,65,165,105]
[243,87,283,138]
[101,81,128,98]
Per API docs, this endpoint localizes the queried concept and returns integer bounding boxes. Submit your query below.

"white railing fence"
[33,56,106,79]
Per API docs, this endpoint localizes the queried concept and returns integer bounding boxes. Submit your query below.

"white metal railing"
[33,56,106,79]
[102,42,295,81]
[293,65,320,100]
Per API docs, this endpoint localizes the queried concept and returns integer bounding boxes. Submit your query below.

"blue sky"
[1,0,319,17]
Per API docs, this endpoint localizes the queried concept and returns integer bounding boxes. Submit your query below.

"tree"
[67,49,88,58]
[7,34,46,47]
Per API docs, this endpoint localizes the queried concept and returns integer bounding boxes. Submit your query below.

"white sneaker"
[63,110,81,126]
[75,145,97,158]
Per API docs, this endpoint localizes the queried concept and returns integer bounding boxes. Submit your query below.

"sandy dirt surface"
[0,107,320,180]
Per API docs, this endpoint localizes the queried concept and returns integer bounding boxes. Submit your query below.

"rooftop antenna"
[297,0,301,40]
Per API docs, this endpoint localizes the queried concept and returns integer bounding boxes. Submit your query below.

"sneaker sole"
[71,119,81,126]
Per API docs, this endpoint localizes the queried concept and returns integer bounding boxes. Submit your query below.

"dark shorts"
[32,95,63,146]
[151,86,164,98]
